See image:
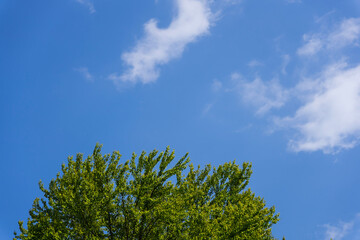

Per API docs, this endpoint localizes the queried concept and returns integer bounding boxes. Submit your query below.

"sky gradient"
[2,0,360,239]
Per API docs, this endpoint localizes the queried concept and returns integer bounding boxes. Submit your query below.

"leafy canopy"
[15,144,279,239]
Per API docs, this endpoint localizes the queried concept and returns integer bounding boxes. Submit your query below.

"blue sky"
[1,0,360,239]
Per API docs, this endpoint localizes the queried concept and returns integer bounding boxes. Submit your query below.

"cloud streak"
[113,0,212,85]
[285,0,302,3]
[76,0,96,14]
[322,213,360,240]
[233,75,289,115]
[75,67,94,82]
[297,18,360,56]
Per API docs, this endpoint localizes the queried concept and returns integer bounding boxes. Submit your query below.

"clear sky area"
[2,0,360,239]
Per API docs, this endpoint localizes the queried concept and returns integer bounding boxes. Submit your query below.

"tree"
[15,144,279,239]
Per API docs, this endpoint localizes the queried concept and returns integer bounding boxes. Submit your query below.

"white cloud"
[76,0,96,14]
[297,18,360,56]
[324,222,353,240]
[212,73,288,116]
[239,17,360,153]
[114,0,212,84]
[199,16,360,153]
[211,79,223,92]
[328,18,360,49]
[248,59,263,68]
[297,34,324,56]
[281,54,290,75]
[75,67,94,82]
[221,18,360,153]
[279,62,360,153]
[235,76,288,115]
[314,10,336,24]
[202,103,213,114]
[231,72,242,80]
[285,0,302,3]
[322,213,360,240]
[286,18,360,153]
[219,0,243,5]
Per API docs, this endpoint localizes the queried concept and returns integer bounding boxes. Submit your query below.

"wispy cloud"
[281,54,290,75]
[248,59,263,68]
[285,0,302,3]
[211,79,223,92]
[278,62,360,153]
[217,17,360,153]
[112,0,212,85]
[75,67,94,82]
[324,222,353,240]
[322,213,360,240]
[219,0,243,5]
[297,18,360,56]
[297,34,323,56]
[202,103,214,115]
[231,74,288,115]
[76,0,96,14]
[314,10,336,24]
[284,17,360,153]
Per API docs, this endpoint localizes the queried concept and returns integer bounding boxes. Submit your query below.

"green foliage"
[15,144,279,239]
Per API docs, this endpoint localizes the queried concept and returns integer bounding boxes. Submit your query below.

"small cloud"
[116,0,212,85]
[248,60,263,68]
[297,34,324,56]
[210,0,244,11]
[235,123,253,133]
[217,72,288,115]
[76,0,96,14]
[323,222,354,240]
[285,0,302,3]
[281,54,290,75]
[220,0,243,5]
[327,18,360,49]
[314,10,336,24]
[235,77,289,115]
[202,103,213,114]
[108,73,135,90]
[230,72,242,80]
[211,79,223,92]
[321,213,360,240]
[75,67,94,82]
[297,18,360,56]
[108,73,121,84]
